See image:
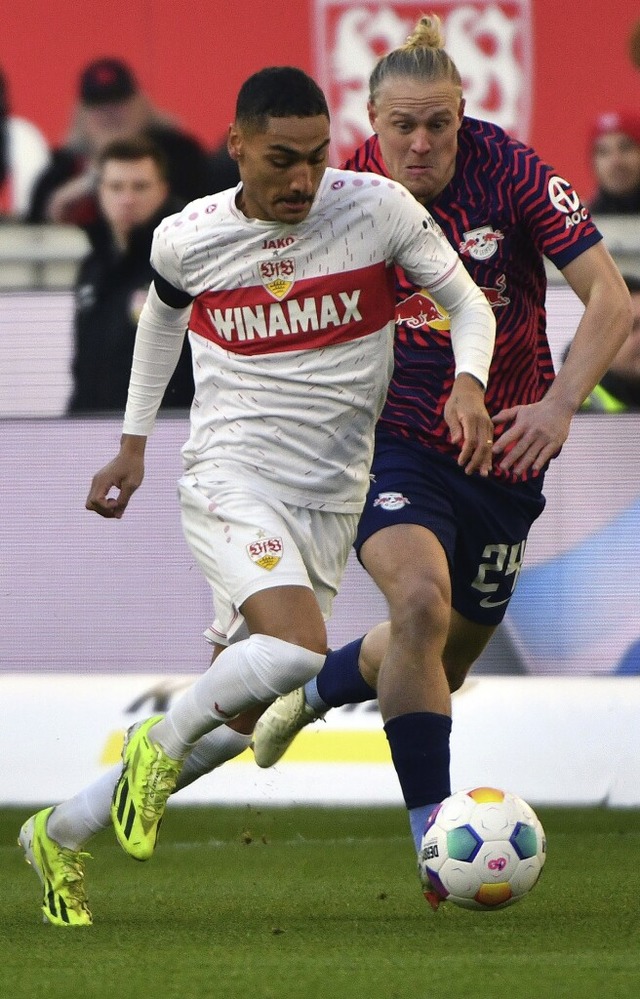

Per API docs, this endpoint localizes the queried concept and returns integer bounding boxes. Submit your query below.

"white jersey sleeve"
[122,284,192,436]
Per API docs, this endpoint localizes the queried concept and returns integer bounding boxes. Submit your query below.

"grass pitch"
[2,805,640,999]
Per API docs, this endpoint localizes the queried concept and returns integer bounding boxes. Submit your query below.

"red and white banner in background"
[314,0,533,165]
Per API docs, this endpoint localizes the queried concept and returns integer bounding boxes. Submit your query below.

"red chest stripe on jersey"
[188,262,395,354]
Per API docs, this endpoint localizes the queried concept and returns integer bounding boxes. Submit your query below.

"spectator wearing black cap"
[0,66,50,218]
[27,57,211,225]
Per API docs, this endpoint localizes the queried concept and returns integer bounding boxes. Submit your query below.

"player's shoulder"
[323,166,406,195]
[320,166,417,212]
[460,116,537,161]
[152,188,239,251]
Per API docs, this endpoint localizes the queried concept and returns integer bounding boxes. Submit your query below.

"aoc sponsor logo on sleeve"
[547,175,589,228]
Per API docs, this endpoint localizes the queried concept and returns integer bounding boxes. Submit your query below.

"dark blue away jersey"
[343,119,601,482]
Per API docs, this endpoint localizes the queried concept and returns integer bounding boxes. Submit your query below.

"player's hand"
[85,439,146,519]
[444,373,494,476]
[491,398,573,476]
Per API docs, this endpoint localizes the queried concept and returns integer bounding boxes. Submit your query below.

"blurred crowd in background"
[1,53,639,414]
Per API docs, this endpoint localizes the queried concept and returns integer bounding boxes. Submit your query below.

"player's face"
[610,290,640,382]
[98,157,168,243]
[592,132,640,197]
[368,77,464,203]
[229,115,330,224]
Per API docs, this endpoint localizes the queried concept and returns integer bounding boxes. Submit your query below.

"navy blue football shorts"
[355,435,546,626]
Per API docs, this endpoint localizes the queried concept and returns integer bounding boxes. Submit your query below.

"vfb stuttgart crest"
[247,536,283,570]
[259,258,295,301]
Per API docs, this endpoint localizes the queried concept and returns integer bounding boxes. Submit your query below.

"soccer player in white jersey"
[18,66,495,926]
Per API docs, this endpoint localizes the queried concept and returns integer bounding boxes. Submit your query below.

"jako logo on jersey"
[373,491,411,511]
[259,258,296,301]
[547,175,589,228]
[395,292,449,331]
[247,537,283,570]
[458,226,504,260]
[206,290,362,342]
[262,237,296,249]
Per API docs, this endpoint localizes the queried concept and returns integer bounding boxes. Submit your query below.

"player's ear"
[367,100,378,133]
[227,123,241,162]
[458,98,466,124]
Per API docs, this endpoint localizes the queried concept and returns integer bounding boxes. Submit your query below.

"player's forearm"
[551,245,633,413]
[123,284,192,437]
[438,267,496,390]
[551,310,630,416]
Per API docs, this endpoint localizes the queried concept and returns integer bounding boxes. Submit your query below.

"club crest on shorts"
[373,491,411,511]
[259,258,296,300]
[246,536,283,570]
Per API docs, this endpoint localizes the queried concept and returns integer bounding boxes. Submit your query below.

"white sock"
[45,726,254,849]
[152,634,325,758]
[47,767,120,850]
[177,726,252,789]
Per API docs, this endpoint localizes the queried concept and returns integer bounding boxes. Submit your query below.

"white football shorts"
[178,473,359,645]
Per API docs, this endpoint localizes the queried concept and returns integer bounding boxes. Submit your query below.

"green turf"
[2,805,639,999]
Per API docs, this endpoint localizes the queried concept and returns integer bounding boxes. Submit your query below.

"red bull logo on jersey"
[315,1,533,166]
[459,226,504,261]
[395,291,449,332]
[247,536,283,570]
[259,258,296,301]
[480,273,510,309]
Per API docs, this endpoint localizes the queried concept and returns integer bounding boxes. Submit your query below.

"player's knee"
[248,633,325,692]
[443,658,472,693]
[390,575,450,639]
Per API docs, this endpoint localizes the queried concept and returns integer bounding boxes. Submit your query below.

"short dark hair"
[97,136,169,181]
[235,66,329,131]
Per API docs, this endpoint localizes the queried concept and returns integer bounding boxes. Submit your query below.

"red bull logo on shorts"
[314,1,532,166]
[247,537,283,570]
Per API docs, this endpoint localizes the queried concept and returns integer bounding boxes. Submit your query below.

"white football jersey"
[150,167,462,512]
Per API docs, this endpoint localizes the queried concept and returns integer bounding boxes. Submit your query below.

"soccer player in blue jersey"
[252,14,632,901]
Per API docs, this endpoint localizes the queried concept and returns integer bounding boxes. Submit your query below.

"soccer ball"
[418,786,546,911]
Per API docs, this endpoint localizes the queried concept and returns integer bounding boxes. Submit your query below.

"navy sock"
[384,711,452,814]
[409,804,440,853]
[313,637,376,708]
